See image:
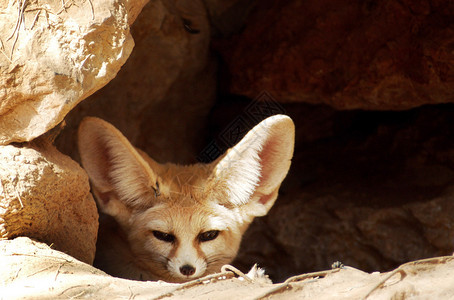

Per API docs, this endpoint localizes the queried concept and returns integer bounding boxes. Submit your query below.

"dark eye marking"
[198,230,220,242]
[152,230,175,243]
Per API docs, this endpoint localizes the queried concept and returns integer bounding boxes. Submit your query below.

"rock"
[0,139,98,264]
[1,237,454,299]
[215,0,454,110]
[57,0,218,164]
[203,0,256,36]
[0,0,148,145]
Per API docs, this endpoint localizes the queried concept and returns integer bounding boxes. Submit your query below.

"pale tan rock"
[0,140,98,264]
[0,0,148,145]
[1,237,453,299]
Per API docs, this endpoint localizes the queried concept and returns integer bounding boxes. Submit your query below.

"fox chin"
[77,115,295,283]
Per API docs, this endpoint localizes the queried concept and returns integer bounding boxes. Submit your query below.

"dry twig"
[12,267,22,281]
[58,285,92,297]
[26,265,55,278]
[10,0,28,59]
[29,10,40,30]
[252,268,341,300]
[0,38,12,63]
[128,286,136,300]
[6,252,72,263]
[87,0,94,20]
[151,269,236,300]
[7,0,22,40]
[55,262,66,281]
[284,268,340,284]
[56,0,73,15]
[363,256,453,299]
[14,188,24,208]
[221,264,253,282]
[60,0,66,12]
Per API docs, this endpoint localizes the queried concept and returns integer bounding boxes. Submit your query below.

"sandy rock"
[215,0,454,110]
[1,237,453,299]
[0,0,148,145]
[0,140,98,264]
[0,237,171,299]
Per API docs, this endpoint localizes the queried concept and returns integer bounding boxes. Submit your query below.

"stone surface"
[0,0,148,145]
[57,0,219,164]
[215,0,454,110]
[203,0,256,36]
[0,139,98,264]
[2,237,454,299]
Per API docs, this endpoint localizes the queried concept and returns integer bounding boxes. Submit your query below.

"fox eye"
[198,230,220,242]
[152,230,175,243]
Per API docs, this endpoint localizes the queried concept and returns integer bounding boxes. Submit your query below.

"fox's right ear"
[78,117,159,226]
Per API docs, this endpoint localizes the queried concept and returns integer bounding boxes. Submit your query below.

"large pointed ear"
[77,117,159,224]
[210,114,294,218]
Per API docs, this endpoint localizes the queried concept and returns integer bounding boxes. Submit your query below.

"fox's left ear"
[210,115,295,219]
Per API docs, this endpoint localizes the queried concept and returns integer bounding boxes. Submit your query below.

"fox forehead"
[132,159,238,233]
[134,202,235,234]
[140,157,216,202]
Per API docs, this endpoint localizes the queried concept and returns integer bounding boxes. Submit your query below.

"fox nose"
[179,264,196,276]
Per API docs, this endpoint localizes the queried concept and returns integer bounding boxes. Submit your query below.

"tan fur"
[77,115,294,282]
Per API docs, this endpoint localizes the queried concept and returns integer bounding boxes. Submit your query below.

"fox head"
[78,115,294,282]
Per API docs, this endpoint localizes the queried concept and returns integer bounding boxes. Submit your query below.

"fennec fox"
[78,115,294,282]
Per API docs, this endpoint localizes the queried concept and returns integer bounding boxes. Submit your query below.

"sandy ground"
[1,237,454,299]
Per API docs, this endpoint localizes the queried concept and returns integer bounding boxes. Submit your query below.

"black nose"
[179,264,196,276]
